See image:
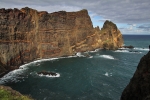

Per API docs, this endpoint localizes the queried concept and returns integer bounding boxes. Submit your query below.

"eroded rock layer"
[0,7,123,75]
[121,51,150,100]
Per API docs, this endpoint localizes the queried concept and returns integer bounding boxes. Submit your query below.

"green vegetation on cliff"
[0,85,33,100]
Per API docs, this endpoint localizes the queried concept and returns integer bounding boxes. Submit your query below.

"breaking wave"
[0,68,27,84]
[99,55,115,60]
[76,52,85,57]
[134,48,149,51]
[114,50,129,53]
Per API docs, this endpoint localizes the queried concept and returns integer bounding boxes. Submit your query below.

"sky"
[0,0,150,35]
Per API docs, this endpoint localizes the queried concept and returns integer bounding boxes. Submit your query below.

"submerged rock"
[123,45,134,49]
[121,51,150,100]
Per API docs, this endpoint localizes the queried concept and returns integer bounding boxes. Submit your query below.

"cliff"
[0,7,123,76]
[121,51,150,100]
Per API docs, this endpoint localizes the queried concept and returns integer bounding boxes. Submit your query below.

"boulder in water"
[37,71,57,76]
[123,45,134,49]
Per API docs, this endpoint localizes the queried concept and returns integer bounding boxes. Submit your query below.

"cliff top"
[102,20,118,31]
[0,7,88,15]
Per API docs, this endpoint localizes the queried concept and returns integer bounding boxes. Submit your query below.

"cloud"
[98,19,111,22]
[0,0,150,24]
[0,0,150,34]
[137,24,150,29]
[137,24,150,31]
[119,23,150,34]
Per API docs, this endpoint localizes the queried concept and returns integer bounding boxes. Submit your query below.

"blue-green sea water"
[0,35,150,100]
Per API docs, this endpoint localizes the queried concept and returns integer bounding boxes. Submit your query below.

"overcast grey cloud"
[0,0,150,34]
[1,0,150,23]
[137,24,150,31]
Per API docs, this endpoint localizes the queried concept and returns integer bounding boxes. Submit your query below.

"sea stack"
[0,7,123,76]
[121,51,150,100]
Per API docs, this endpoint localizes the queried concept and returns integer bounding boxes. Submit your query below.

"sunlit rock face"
[0,7,123,75]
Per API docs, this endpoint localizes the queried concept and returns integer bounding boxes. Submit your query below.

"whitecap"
[104,72,109,77]
[99,55,115,60]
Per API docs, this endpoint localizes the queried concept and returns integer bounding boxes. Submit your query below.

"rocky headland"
[0,7,123,76]
[121,51,150,100]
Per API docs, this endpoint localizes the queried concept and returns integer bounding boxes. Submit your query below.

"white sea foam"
[89,49,100,53]
[114,50,129,53]
[100,55,115,60]
[76,52,85,57]
[134,48,149,51]
[0,54,80,84]
[0,49,100,84]
[84,48,101,53]
[38,73,60,78]
[118,47,129,50]
[0,68,26,84]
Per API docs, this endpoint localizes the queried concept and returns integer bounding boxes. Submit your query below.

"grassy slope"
[0,85,33,100]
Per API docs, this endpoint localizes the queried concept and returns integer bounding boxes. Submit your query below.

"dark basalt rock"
[129,50,139,53]
[121,51,150,100]
[123,45,134,49]
[37,71,57,76]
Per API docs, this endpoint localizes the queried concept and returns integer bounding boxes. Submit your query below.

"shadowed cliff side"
[0,7,123,76]
[121,51,150,100]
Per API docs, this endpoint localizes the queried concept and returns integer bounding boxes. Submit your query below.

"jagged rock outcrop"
[121,51,150,100]
[0,7,123,76]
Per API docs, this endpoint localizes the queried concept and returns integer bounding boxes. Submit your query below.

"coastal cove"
[0,35,150,100]
[0,7,123,76]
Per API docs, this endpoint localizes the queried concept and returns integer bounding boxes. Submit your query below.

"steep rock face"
[95,20,123,49]
[121,51,150,100]
[0,7,123,75]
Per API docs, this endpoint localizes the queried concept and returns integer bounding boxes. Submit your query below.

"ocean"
[0,35,150,100]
